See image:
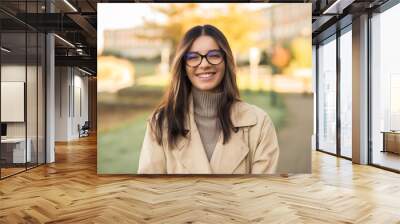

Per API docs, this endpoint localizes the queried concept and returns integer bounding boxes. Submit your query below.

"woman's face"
[185,35,225,92]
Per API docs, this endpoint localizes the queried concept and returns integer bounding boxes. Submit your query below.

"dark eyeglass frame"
[184,49,225,67]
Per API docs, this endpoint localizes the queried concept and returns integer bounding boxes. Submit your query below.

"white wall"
[1,66,25,126]
[74,74,89,137]
[55,66,70,141]
[1,65,27,138]
[55,67,89,141]
[1,64,46,164]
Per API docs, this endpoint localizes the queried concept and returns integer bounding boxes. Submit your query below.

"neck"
[192,87,223,117]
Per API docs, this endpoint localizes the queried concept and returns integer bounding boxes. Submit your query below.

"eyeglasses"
[184,50,224,67]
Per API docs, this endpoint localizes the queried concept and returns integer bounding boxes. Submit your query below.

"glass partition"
[1,30,28,177]
[38,32,45,165]
[339,27,352,158]
[27,30,38,169]
[371,3,400,171]
[0,1,46,179]
[317,36,337,154]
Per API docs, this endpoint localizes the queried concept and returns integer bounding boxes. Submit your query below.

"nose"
[198,56,211,68]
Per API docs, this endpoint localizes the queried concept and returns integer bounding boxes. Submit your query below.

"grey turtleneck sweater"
[192,87,223,161]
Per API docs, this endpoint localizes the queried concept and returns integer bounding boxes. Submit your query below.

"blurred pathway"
[276,93,313,173]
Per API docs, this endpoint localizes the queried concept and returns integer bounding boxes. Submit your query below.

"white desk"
[1,138,31,163]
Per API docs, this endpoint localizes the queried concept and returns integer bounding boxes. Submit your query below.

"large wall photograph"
[97,3,312,174]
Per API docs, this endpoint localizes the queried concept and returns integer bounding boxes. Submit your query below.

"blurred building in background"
[99,3,312,94]
[259,4,311,42]
[103,27,171,59]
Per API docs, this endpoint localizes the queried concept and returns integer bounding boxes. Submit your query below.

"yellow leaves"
[98,56,135,93]
[290,37,312,68]
[144,4,264,55]
[271,45,291,69]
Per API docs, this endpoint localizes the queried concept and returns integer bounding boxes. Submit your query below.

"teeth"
[198,73,215,78]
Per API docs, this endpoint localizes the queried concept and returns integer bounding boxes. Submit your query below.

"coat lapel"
[210,101,257,173]
[174,95,257,174]
[173,95,213,174]
[210,130,249,173]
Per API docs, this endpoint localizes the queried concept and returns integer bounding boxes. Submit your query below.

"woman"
[138,24,279,174]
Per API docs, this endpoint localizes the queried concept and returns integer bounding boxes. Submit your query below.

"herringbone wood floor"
[1,135,400,224]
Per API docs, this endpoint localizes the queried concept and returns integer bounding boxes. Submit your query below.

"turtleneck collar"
[192,87,224,117]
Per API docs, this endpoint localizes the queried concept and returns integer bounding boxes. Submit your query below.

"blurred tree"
[138,3,200,51]
[290,37,312,68]
[137,4,263,57]
[259,50,270,65]
[208,4,262,55]
[271,43,291,74]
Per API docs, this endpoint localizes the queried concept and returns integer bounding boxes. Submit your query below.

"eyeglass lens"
[185,50,223,67]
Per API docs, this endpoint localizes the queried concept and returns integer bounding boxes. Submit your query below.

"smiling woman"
[137,24,280,174]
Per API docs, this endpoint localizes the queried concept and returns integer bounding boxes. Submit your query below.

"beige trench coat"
[137,95,279,174]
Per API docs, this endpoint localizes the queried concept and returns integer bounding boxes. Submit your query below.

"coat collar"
[230,100,257,127]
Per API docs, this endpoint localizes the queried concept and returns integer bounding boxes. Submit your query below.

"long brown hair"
[150,24,240,148]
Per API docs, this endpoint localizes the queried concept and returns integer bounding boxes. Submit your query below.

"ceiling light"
[76,48,85,55]
[323,0,355,15]
[78,67,93,76]
[54,34,75,48]
[63,0,78,12]
[1,47,11,53]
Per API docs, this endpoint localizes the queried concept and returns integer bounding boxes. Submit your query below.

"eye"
[207,50,223,58]
[185,53,200,60]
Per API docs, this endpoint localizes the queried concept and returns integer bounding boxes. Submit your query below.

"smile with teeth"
[196,72,216,80]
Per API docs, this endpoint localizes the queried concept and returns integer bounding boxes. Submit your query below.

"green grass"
[132,61,158,78]
[97,89,286,174]
[98,112,150,174]
[240,90,286,128]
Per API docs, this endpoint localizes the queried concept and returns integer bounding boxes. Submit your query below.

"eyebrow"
[186,49,221,54]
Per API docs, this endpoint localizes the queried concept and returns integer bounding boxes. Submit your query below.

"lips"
[196,72,216,80]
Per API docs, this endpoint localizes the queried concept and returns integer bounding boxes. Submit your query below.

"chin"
[194,83,219,91]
